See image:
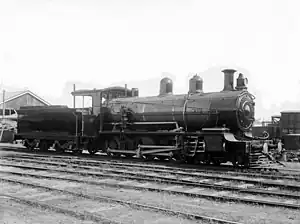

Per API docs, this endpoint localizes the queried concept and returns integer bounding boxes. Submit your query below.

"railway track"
[1,180,234,224]
[3,155,300,188]
[0,157,300,211]
[0,167,299,224]
[4,152,300,181]
[0,193,117,224]
[2,146,295,174]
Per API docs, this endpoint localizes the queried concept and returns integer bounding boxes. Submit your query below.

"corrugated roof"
[0,90,50,106]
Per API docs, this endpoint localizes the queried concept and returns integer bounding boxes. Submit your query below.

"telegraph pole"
[73,84,76,108]
[0,90,5,142]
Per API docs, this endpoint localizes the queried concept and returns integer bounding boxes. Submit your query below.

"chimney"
[124,84,128,97]
[222,69,236,91]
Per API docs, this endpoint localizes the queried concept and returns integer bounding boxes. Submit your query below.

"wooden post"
[2,90,4,120]
[75,113,78,137]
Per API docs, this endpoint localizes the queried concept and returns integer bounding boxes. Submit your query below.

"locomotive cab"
[71,85,139,117]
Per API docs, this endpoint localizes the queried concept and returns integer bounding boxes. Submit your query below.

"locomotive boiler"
[90,69,261,167]
[104,69,255,133]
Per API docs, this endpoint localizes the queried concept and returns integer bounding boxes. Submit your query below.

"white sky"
[1,0,300,119]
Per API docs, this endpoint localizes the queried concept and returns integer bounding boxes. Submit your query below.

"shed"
[0,90,51,110]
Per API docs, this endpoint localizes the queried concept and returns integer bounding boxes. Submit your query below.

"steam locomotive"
[15,69,271,168]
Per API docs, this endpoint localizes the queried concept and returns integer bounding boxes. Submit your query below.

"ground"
[0,198,95,224]
[283,162,300,169]
[1,145,300,224]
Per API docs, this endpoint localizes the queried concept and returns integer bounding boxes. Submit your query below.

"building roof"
[0,90,51,106]
[281,110,300,114]
[71,86,133,97]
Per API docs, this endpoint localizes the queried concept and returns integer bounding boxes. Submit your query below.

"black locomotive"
[15,69,270,167]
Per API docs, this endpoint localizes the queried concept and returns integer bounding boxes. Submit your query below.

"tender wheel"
[73,149,83,155]
[88,149,97,155]
[204,153,211,165]
[87,141,98,155]
[212,158,221,166]
[24,139,34,151]
[54,141,65,153]
[39,140,49,152]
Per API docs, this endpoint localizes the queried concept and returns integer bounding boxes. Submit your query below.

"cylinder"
[222,69,236,91]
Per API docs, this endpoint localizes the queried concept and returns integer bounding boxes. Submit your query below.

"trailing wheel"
[106,137,121,158]
[88,148,97,155]
[136,136,156,161]
[186,156,198,164]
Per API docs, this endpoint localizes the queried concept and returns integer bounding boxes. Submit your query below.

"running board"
[106,145,180,158]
